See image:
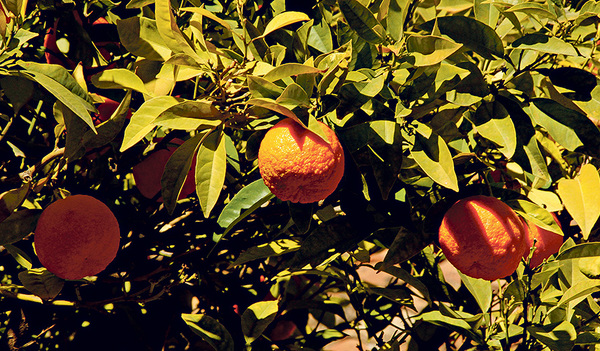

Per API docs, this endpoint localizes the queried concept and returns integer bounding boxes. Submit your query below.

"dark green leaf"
[0,183,30,223]
[195,130,227,218]
[231,239,301,266]
[18,268,64,300]
[162,133,205,214]
[468,100,517,158]
[182,313,235,351]
[511,34,577,56]
[0,209,40,246]
[420,16,504,60]
[339,0,386,44]
[528,321,576,351]
[241,300,279,344]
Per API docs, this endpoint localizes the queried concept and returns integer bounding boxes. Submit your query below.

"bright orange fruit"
[438,195,527,280]
[258,118,345,203]
[34,195,120,280]
[522,213,563,267]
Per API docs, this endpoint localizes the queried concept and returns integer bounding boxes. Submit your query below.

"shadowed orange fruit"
[34,195,120,280]
[522,213,563,267]
[438,195,527,280]
[258,118,344,203]
[132,138,196,201]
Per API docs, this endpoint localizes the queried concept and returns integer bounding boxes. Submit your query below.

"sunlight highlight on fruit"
[258,118,344,204]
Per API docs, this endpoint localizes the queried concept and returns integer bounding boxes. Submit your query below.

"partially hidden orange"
[34,195,120,280]
[522,213,563,267]
[132,138,196,201]
[258,118,345,204]
[438,195,527,280]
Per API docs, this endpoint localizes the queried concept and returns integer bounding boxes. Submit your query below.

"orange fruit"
[438,195,527,280]
[258,118,344,203]
[132,138,196,201]
[522,213,563,267]
[34,195,120,280]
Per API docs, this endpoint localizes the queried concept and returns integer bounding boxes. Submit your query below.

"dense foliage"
[3,0,600,350]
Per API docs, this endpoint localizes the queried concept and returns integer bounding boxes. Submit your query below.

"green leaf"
[162,133,205,214]
[474,0,500,28]
[232,239,301,266]
[308,12,333,53]
[376,264,431,304]
[247,76,284,99]
[5,244,32,269]
[154,100,222,130]
[181,7,232,33]
[263,63,322,82]
[277,83,311,109]
[557,242,600,260]
[0,209,40,246]
[0,76,34,115]
[407,35,462,66]
[510,34,578,56]
[195,130,227,218]
[468,100,517,158]
[531,98,600,158]
[387,0,410,41]
[18,268,64,300]
[155,0,204,63]
[245,98,298,121]
[0,183,30,223]
[23,71,96,131]
[286,217,372,269]
[380,227,431,269]
[318,61,349,96]
[579,256,600,279]
[90,69,151,96]
[556,164,600,240]
[18,61,94,104]
[507,199,562,235]
[420,16,504,60]
[527,102,582,152]
[457,271,492,313]
[82,92,132,150]
[527,321,576,351]
[368,286,414,308]
[182,313,235,351]
[120,96,180,151]
[260,11,310,38]
[408,122,459,192]
[418,311,473,334]
[504,2,557,20]
[339,0,387,44]
[241,300,279,344]
[498,95,550,187]
[218,179,272,228]
[117,16,171,61]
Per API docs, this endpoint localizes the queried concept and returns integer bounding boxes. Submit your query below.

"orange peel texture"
[258,118,345,204]
[438,195,527,281]
[34,195,120,280]
[522,213,563,267]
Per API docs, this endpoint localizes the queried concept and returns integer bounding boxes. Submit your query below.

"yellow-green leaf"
[260,11,310,38]
[196,130,227,218]
[557,164,600,239]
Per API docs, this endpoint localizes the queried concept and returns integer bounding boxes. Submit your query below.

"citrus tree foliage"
[4,0,600,350]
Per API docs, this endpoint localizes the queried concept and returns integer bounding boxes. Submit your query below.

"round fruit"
[132,138,196,201]
[522,213,563,267]
[258,118,345,203]
[34,195,120,280]
[438,195,527,281]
